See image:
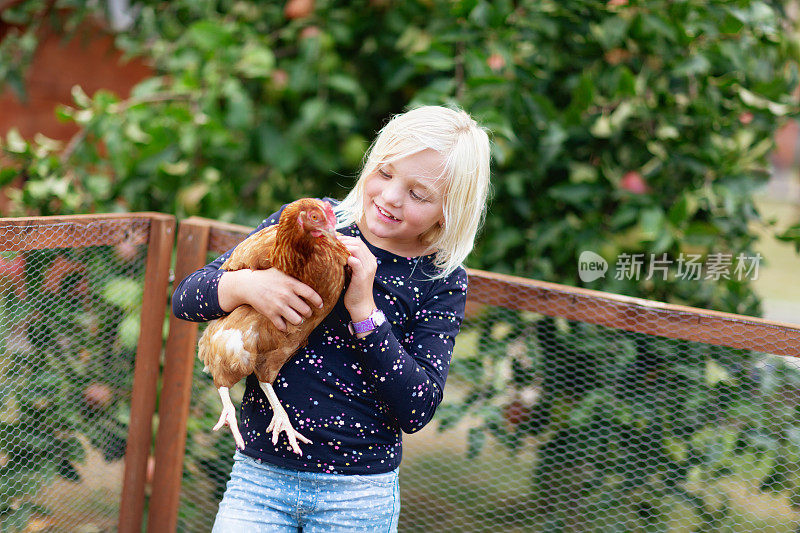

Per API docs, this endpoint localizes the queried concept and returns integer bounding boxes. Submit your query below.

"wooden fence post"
[148,219,211,533]
[118,214,176,533]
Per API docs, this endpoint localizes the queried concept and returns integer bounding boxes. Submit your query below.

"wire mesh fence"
[402,308,800,532]
[163,217,800,533]
[0,214,172,533]
[11,213,799,532]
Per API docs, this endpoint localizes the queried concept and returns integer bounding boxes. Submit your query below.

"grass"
[752,194,800,325]
[400,428,539,533]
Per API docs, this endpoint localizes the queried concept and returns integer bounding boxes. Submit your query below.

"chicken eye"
[310,213,319,221]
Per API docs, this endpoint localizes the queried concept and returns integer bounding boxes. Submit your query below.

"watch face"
[372,309,386,326]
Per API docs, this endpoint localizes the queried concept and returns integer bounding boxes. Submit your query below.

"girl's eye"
[410,190,428,202]
[378,168,391,179]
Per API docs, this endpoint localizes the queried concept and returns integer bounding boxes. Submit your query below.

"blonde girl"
[174,105,491,532]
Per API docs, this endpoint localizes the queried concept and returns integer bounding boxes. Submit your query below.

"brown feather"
[198,199,350,390]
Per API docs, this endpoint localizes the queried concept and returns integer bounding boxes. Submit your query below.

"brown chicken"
[198,198,350,454]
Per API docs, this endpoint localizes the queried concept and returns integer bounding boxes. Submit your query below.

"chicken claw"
[260,382,312,455]
[267,409,312,456]
[213,387,245,450]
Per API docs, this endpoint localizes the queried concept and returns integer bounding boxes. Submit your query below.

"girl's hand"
[338,235,378,323]
[218,268,323,332]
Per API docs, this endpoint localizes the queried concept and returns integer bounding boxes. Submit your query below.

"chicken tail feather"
[199,320,260,387]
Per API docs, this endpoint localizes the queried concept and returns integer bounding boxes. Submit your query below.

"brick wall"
[0,22,151,142]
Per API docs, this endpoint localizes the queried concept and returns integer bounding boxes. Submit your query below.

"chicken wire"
[0,219,149,532]
[172,240,800,533]
[402,305,800,533]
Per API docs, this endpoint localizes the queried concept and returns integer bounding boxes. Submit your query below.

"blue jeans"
[212,451,400,532]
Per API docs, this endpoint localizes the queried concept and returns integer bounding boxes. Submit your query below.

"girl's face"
[359,149,446,257]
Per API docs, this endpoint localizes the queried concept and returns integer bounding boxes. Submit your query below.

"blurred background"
[2,0,799,320]
[2,1,800,531]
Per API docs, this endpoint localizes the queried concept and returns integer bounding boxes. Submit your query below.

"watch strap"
[348,309,385,335]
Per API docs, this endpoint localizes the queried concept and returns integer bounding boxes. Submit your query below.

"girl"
[173,105,491,531]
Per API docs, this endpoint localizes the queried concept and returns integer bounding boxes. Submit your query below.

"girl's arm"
[171,206,322,329]
[338,234,466,433]
[354,270,467,433]
[171,249,232,323]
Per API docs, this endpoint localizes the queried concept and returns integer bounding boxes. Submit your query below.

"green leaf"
[591,16,629,50]
[436,403,467,432]
[466,426,486,459]
[548,183,601,208]
[102,278,143,312]
[776,223,800,253]
[70,85,91,108]
[396,27,431,54]
[736,85,793,116]
[590,115,612,138]
[639,207,665,240]
[0,167,18,186]
[673,54,711,77]
[119,314,140,349]
[256,124,298,173]
[667,193,698,225]
[187,21,233,52]
[222,79,254,129]
[236,44,275,78]
[6,128,28,153]
[124,122,152,144]
[568,162,599,184]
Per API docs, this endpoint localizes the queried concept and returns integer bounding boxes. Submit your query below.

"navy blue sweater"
[172,199,467,474]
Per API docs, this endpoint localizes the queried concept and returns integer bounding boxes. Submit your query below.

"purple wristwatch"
[348,308,386,336]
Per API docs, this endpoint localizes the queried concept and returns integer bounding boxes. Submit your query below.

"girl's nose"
[382,181,403,206]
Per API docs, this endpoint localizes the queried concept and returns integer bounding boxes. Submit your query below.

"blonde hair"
[335,105,491,278]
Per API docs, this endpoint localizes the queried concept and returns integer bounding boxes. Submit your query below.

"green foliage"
[2,0,798,310]
[0,247,144,530]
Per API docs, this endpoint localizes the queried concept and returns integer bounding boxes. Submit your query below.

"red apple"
[620,171,649,194]
[114,240,139,262]
[84,382,114,409]
[604,48,631,65]
[146,455,156,486]
[300,26,321,39]
[487,53,506,72]
[285,0,314,20]
[272,69,289,90]
[504,400,530,427]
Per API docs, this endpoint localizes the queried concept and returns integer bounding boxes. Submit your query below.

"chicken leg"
[213,386,245,450]
[260,381,312,455]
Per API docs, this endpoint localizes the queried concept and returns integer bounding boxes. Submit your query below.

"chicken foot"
[260,381,312,455]
[212,386,245,450]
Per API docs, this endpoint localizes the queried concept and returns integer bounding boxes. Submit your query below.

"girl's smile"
[359,149,446,257]
[374,203,401,223]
